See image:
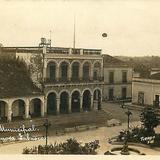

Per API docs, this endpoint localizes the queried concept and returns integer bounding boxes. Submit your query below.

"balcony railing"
[46,47,101,55]
[44,77,104,84]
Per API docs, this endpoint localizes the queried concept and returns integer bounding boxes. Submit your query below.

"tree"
[140,107,159,136]
[29,54,43,83]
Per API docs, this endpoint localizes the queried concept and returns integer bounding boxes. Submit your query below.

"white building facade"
[132,77,160,107]
[103,55,132,102]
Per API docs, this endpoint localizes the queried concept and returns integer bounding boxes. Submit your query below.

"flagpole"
[73,15,76,51]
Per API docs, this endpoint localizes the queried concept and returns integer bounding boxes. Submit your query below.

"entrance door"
[109,88,114,101]
[122,87,127,100]
[19,100,25,117]
[155,95,159,107]
[138,92,144,105]
[34,99,41,116]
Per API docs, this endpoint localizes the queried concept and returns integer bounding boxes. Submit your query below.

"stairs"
[48,110,112,128]
[0,110,112,130]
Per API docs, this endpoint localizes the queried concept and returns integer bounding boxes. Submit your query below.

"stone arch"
[82,89,92,111]
[71,60,81,66]
[71,61,81,81]
[71,90,81,113]
[93,61,101,80]
[60,91,69,114]
[46,61,58,81]
[0,100,8,122]
[29,98,42,118]
[59,59,70,66]
[93,60,102,66]
[82,60,92,80]
[59,60,70,81]
[46,90,58,98]
[58,89,70,97]
[12,99,25,120]
[82,88,93,96]
[47,60,59,68]
[47,92,57,115]
[71,89,82,96]
[93,87,102,94]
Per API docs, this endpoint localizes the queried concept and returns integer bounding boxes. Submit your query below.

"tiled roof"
[150,72,160,80]
[0,58,42,99]
[103,54,129,68]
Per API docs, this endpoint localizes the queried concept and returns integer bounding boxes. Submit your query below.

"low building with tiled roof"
[0,57,44,122]
[132,71,160,108]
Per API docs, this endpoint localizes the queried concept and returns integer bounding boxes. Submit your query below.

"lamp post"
[120,101,132,155]
[43,118,51,147]
[120,101,132,132]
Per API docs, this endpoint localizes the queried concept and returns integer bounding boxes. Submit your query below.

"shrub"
[140,107,159,136]
[23,138,100,154]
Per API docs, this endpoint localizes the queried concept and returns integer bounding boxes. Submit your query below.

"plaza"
[0,102,159,155]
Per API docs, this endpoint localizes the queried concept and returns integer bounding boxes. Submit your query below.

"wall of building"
[103,67,132,100]
[104,67,132,84]
[132,78,160,105]
[103,84,132,100]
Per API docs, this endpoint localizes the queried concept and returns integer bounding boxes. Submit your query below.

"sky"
[0,0,160,56]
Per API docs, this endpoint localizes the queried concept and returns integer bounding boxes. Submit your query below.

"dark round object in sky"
[102,33,107,37]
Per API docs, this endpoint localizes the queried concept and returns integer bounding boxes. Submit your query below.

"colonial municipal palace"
[0,38,132,122]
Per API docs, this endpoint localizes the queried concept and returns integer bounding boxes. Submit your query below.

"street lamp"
[120,101,132,132]
[120,101,132,155]
[43,118,51,147]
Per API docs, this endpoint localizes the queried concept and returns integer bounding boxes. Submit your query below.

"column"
[90,64,93,81]
[80,49,83,55]
[43,62,47,81]
[56,98,60,114]
[43,67,47,80]
[79,64,83,81]
[80,95,83,112]
[69,48,72,54]
[43,46,47,54]
[41,101,45,117]
[44,96,47,117]
[101,62,103,79]
[68,65,71,81]
[25,99,30,119]
[90,95,94,111]
[56,66,60,81]
[100,90,103,110]
[68,96,72,113]
[7,101,12,122]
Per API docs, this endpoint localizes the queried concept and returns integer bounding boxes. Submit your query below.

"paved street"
[0,121,160,155]
[102,102,141,123]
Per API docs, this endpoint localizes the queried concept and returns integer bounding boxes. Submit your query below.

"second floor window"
[122,71,127,83]
[109,71,114,83]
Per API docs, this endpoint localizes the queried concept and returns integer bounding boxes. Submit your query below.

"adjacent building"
[0,58,44,122]
[103,55,132,102]
[132,72,160,108]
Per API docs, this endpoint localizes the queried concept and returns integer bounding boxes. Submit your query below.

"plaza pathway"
[0,121,160,155]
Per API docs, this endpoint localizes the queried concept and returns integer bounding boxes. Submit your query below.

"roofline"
[1,46,102,51]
